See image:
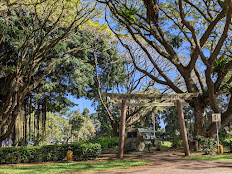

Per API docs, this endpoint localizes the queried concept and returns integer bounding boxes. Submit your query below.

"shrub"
[223,139,232,152]
[94,137,118,149]
[0,143,101,164]
[196,136,217,155]
[171,137,182,148]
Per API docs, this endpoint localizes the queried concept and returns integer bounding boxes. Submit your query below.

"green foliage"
[93,137,118,149]
[213,57,229,75]
[171,137,183,148]
[170,35,183,49]
[45,112,70,144]
[0,143,101,164]
[196,136,217,155]
[119,5,138,21]
[69,110,96,142]
[221,137,232,152]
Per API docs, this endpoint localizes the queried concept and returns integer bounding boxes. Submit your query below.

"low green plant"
[171,137,182,148]
[0,143,101,164]
[93,137,118,149]
[196,136,217,155]
[222,139,232,152]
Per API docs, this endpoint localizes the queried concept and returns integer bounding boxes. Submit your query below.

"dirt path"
[75,151,232,174]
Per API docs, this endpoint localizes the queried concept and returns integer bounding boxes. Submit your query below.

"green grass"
[0,159,151,174]
[185,154,232,161]
[161,141,172,147]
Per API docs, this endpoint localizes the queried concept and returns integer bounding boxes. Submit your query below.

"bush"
[171,137,183,148]
[0,143,101,164]
[196,136,217,155]
[222,139,232,152]
[94,137,118,149]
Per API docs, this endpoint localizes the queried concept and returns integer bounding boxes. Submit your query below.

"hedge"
[0,143,101,164]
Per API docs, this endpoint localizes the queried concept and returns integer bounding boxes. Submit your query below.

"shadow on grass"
[0,159,150,174]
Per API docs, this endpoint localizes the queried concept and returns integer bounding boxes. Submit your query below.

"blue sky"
[68,95,96,114]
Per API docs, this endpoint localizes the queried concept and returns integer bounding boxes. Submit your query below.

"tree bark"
[12,124,18,147]
[29,96,32,140]
[36,103,40,145]
[111,121,119,137]
[24,101,28,145]
[193,98,206,137]
[0,112,17,142]
[152,112,156,138]
[42,98,47,141]
[34,108,36,141]
[0,126,3,147]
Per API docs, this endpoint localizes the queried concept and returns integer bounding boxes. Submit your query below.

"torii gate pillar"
[118,99,127,159]
[177,100,190,156]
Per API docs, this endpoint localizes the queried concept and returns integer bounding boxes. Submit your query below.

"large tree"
[0,0,96,142]
[99,0,232,137]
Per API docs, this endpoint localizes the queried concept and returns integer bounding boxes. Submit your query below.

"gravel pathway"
[75,151,232,174]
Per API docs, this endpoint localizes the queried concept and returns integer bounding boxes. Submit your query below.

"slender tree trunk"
[36,103,40,145]
[42,98,47,141]
[12,124,18,147]
[0,126,3,147]
[152,112,156,138]
[29,96,32,140]
[24,101,28,145]
[8,116,12,147]
[34,107,36,141]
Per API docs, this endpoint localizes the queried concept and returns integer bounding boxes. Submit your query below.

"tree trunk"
[8,116,12,147]
[12,124,18,147]
[0,126,3,147]
[193,98,206,137]
[36,103,40,145]
[152,112,156,138]
[0,112,17,142]
[24,102,28,145]
[111,121,119,137]
[42,98,47,141]
[34,108,36,141]
[29,97,32,141]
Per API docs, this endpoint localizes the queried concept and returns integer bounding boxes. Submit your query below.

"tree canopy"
[99,0,232,137]
[0,0,96,142]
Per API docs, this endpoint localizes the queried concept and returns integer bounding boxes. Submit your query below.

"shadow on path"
[71,151,232,174]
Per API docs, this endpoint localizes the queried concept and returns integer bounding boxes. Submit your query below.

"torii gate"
[103,93,199,159]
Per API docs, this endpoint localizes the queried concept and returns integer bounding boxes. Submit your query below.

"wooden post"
[152,112,156,138]
[118,99,127,159]
[176,100,190,156]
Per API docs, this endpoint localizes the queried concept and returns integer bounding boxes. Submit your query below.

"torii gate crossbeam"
[103,93,199,159]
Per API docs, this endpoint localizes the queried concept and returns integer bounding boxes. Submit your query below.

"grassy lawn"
[0,159,151,174]
[161,141,172,147]
[185,154,232,161]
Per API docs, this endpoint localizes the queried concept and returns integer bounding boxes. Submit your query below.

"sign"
[212,113,221,122]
